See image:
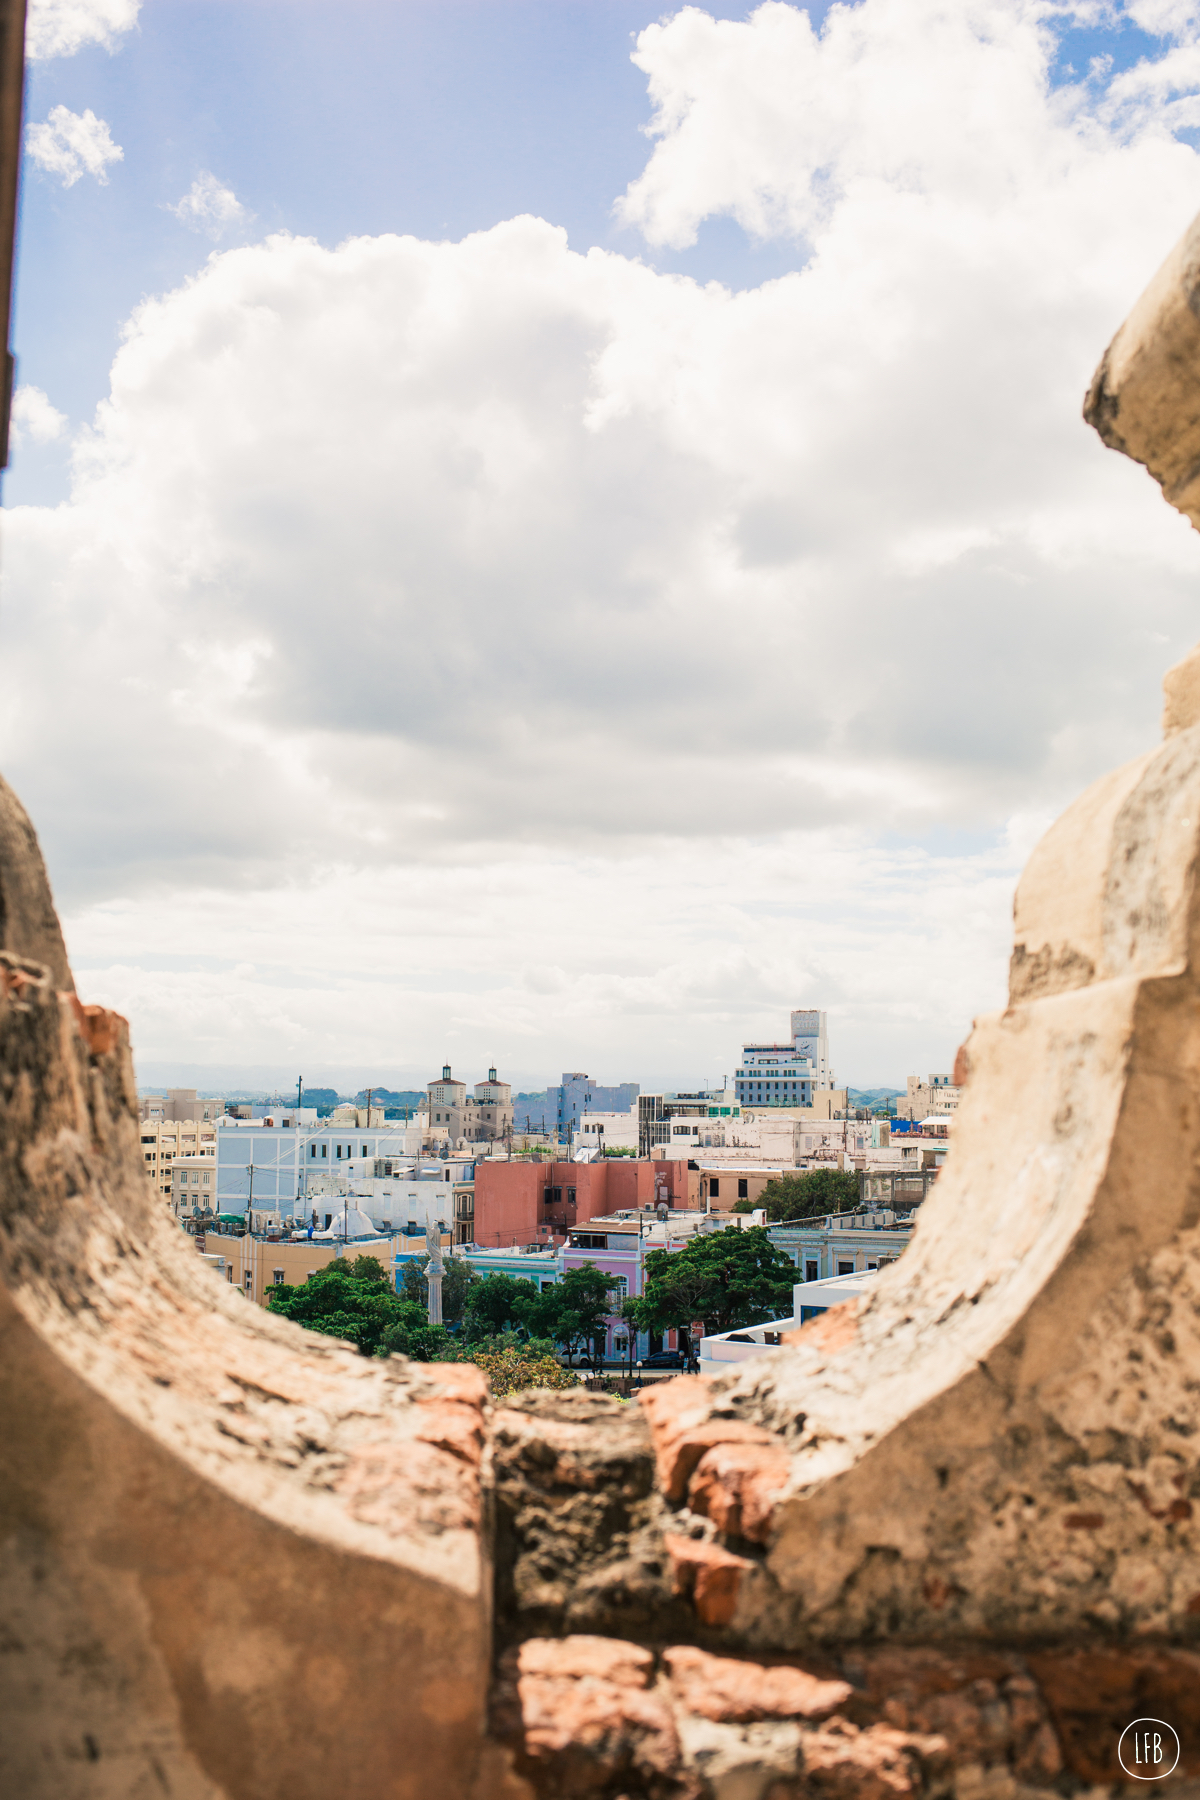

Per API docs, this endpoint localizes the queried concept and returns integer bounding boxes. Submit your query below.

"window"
[202,1172,210,1185]
[273,1269,285,1285]
[362,1144,368,1155]
[737,1178,749,1200]
[805,1261,818,1283]
[337,1145,343,1159]
[567,1187,576,1205]
[838,1261,854,1276]
[321,1143,328,1157]
[310,1144,316,1158]
[709,1179,720,1199]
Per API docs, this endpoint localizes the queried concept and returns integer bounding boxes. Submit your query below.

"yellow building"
[198,1230,451,1307]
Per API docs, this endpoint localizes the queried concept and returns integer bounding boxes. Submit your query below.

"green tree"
[397,1251,479,1324]
[464,1272,539,1341]
[733,1168,859,1222]
[378,1304,460,1362]
[513,1264,616,1369]
[627,1227,796,1336]
[266,1255,403,1357]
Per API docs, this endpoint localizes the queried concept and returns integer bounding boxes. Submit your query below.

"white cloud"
[26,0,140,61]
[10,385,67,447]
[8,0,1200,1080]
[168,172,250,239]
[26,105,123,186]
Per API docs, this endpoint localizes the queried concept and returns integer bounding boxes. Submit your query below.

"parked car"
[641,1349,687,1370]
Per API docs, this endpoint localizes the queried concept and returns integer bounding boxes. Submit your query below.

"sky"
[6,0,1200,1095]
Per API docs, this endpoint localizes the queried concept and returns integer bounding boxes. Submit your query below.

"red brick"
[687,1438,790,1542]
[664,1646,851,1722]
[518,1637,654,1689]
[664,1533,754,1627]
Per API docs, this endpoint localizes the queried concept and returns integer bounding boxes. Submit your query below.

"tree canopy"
[514,1263,616,1367]
[626,1227,796,1335]
[733,1167,859,1222]
[397,1250,479,1324]
[464,1271,539,1340]
[266,1254,456,1360]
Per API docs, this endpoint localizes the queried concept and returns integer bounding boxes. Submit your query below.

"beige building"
[169,1151,218,1217]
[894,1074,961,1121]
[139,1114,220,1205]
[140,1087,225,1124]
[426,1064,514,1149]
[197,1229,450,1307]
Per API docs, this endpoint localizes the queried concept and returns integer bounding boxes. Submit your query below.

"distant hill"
[354,1087,425,1110]
[847,1087,905,1108]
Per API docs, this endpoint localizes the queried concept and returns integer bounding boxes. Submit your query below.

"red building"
[472,1158,694,1249]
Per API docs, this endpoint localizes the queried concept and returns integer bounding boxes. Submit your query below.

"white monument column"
[426,1233,443,1326]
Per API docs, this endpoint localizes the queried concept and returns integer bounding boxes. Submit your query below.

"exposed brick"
[518,1636,655,1689]
[67,994,124,1057]
[663,1646,852,1723]
[766,1718,949,1800]
[496,1640,681,1798]
[781,1300,859,1353]
[664,1533,754,1627]
[686,1437,790,1543]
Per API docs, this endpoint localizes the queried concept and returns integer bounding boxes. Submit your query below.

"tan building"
[169,1151,218,1218]
[426,1064,514,1149]
[894,1074,961,1121]
[697,1166,783,1209]
[139,1115,220,1205]
[140,1087,225,1124]
[199,1229,450,1307]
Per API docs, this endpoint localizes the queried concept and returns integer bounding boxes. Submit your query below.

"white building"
[215,1118,425,1218]
[734,1009,837,1111]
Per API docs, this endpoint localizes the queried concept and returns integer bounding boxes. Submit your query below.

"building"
[894,1074,961,1122]
[696,1165,783,1208]
[216,1119,423,1220]
[453,1245,559,1291]
[734,1009,838,1110]
[169,1151,218,1218]
[204,1229,408,1306]
[790,1009,834,1088]
[141,1113,221,1206]
[633,1089,741,1157]
[140,1088,225,1124]
[305,1158,473,1238]
[523,1073,639,1141]
[471,1157,694,1250]
[425,1064,515,1148]
[768,1208,916,1285]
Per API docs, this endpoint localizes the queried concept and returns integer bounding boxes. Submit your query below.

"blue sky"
[10,1,1169,505]
[7,0,1200,1089]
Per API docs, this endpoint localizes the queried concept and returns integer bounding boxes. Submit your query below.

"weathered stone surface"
[494,1638,1085,1798]
[491,1387,695,1645]
[633,702,1200,1656]
[0,803,494,1798]
[1084,205,1200,533]
[0,775,72,989]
